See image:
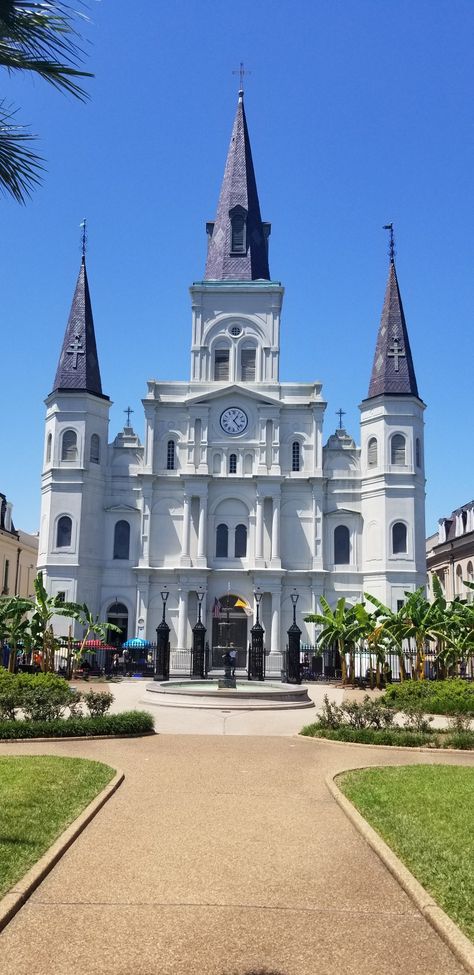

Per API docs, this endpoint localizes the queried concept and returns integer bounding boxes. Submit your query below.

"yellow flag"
[234,598,248,609]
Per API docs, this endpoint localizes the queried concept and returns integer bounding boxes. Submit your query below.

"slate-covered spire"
[205,89,270,281]
[52,257,106,398]
[367,259,419,399]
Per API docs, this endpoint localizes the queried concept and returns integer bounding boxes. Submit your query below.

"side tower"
[359,248,426,608]
[38,254,111,628]
[190,88,284,387]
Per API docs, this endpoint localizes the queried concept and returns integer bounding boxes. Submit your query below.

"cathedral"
[38,89,426,674]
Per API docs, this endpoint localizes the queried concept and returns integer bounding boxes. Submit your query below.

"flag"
[212,598,222,619]
[234,598,248,609]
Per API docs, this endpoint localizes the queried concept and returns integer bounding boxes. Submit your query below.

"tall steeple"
[367,257,419,399]
[52,256,106,398]
[204,89,270,281]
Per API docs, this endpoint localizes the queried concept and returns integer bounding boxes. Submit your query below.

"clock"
[220,407,248,435]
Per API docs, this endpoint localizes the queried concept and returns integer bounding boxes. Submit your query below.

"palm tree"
[364,593,407,681]
[305,597,363,686]
[0,595,32,670]
[61,601,121,674]
[0,1,92,202]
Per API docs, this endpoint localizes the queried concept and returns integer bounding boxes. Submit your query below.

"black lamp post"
[154,586,170,681]
[249,587,265,682]
[191,587,207,679]
[287,588,302,684]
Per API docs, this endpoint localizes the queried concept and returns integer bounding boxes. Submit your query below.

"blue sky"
[1,0,473,534]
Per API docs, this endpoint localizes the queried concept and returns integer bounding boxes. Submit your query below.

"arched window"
[113,520,130,560]
[167,440,175,471]
[46,433,52,464]
[235,524,247,558]
[216,523,228,558]
[214,348,229,381]
[90,434,100,464]
[292,441,300,472]
[230,205,247,253]
[392,522,407,554]
[241,347,256,381]
[391,434,406,466]
[415,438,421,468]
[61,429,77,461]
[107,602,128,646]
[56,515,72,548]
[334,525,350,564]
[467,562,473,603]
[229,453,237,474]
[367,437,377,467]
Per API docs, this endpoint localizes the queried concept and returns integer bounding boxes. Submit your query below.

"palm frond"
[0,100,43,201]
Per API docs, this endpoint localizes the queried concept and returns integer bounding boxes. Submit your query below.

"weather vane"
[232,61,251,92]
[80,218,87,260]
[336,408,346,430]
[383,222,396,263]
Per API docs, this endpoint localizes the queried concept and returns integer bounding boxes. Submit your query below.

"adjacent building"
[38,89,427,672]
[0,493,38,598]
[426,501,474,602]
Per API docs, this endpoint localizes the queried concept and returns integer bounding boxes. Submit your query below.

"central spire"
[204,91,271,281]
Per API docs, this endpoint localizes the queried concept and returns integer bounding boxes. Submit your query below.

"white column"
[271,497,281,564]
[256,496,264,562]
[197,496,207,561]
[181,494,191,564]
[271,591,281,652]
[177,588,188,648]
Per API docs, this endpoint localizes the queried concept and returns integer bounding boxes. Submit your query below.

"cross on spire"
[232,61,251,94]
[383,222,396,263]
[80,218,87,262]
[124,406,134,427]
[336,408,346,429]
[66,334,85,369]
[387,337,406,371]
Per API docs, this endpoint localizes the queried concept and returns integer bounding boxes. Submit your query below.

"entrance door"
[211,594,249,669]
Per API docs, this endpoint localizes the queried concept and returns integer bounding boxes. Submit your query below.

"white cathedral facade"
[38,90,426,673]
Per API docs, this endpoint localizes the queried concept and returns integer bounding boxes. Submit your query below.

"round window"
[229,325,242,337]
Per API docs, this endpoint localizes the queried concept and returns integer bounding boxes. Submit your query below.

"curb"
[326,772,474,975]
[0,732,155,744]
[0,767,124,933]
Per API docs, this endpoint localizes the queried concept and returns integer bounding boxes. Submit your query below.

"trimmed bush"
[82,689,114,717]
[0,710,154,739]
[0,669,77,721]
[0,669,19,720]
[300,724,437,747]
[444,731,474,750]
[383,679,474,715]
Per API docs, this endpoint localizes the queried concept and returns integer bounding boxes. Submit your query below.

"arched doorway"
[211,593,250,669]
[107,602,128,646]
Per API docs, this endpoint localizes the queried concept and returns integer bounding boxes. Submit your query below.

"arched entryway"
[211,593,250,669]
[107,602,128,646]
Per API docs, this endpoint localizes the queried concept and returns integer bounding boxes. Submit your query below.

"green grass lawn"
[338,765,474,941]
[0,756,115,897]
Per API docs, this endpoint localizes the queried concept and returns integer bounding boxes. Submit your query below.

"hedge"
[0,710,154,739]
[382,679,474,715]
[299,723,474,749]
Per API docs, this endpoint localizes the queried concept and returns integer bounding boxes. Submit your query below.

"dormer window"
[229,205,247,254]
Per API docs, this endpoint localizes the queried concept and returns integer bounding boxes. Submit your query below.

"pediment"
[104,504,138,513]
[185,383,281,407]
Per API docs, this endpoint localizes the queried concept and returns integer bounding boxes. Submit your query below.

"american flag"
[212,598,222,619]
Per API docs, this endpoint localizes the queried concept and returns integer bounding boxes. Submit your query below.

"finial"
[383,222,396,263]
[80,218,87,263]
[232,61,250,100]
[124,405,134,427]
[336,408,346,430]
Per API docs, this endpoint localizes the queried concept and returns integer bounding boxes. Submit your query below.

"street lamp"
[197,586,205,624]
[160,586,169,623]
[249,587,265,681]
[290,588,299,625]
[254,586,263,624]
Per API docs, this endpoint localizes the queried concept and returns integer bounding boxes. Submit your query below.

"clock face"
[220,407,248,435]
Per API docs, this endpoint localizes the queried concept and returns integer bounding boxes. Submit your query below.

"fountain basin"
[145,680,315,710]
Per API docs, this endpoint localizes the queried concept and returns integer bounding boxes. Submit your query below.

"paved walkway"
[0,734,473,975]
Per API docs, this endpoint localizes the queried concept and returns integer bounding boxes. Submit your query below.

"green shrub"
[0,710,154,739]
[299,724,436,747]
[444,731,474,750]
[19,672,77,721]
[383,679,474,715]
[82,689,114,717]
[0,669,19,720]
[447,713,472,734]
[341,696,396,730]
[402,706,434,734]
[317,694,344,729]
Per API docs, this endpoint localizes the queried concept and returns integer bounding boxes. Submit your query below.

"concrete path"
[0,734,473,975]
